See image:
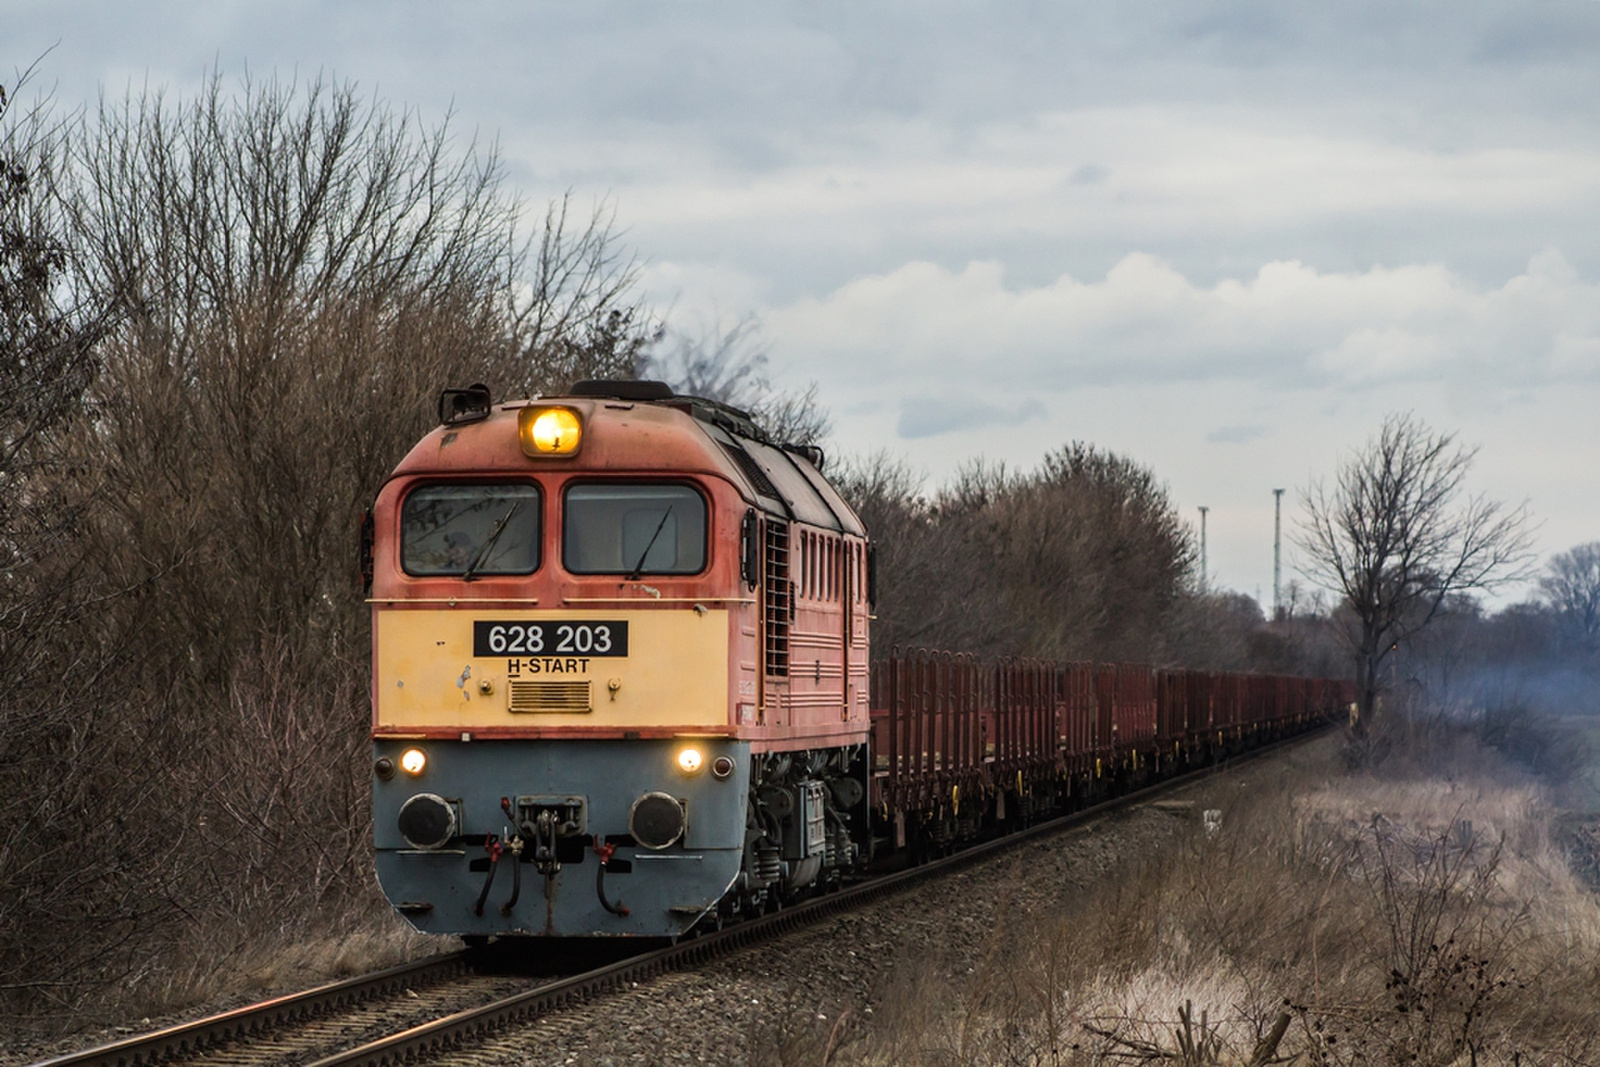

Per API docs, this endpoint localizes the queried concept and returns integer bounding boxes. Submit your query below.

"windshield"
[564,484,707,576]
[401,483,542,577]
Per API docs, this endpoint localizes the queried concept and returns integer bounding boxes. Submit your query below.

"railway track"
[37,728,1326,1067]
[27,951,524,1067]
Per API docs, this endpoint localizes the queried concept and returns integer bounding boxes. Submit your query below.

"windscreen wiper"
[624,506,674,581]
[462,502,520,582]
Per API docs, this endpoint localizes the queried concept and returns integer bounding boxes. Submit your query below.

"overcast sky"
[11,2,1600,607]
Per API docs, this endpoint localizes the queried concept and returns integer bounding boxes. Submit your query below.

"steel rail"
[31,951,475,1067]
[304,725,1331,1067]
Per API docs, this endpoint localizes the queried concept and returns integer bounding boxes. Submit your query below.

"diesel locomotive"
[366,380,872,938]
[366,380,1345,942]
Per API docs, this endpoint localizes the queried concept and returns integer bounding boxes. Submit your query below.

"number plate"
[472,620,628,657]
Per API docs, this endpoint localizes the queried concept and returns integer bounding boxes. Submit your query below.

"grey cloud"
[17,1,1600,300]
[767,251,1600,402]
[1206,424,1271,444]
[897,397,1047,440]
[1472,10,1600,64]
[26,3,1600,140]
[1070,164,1109,186]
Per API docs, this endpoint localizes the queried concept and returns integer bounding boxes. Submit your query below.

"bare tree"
[1538,542,1600,650]
[831,451,948,651]
[991,444,1194,662]
[0,61,136,1021]
[63,71,657,671]
[0,62,110,630]
[645,313,831,445]
[834,443,1197,662]
[507,194,659,394]
[1296,413,1533,727]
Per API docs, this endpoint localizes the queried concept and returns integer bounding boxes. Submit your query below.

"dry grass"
[818,723,1600,1066]
[47,898,451,1034]
[133,909,450,1013]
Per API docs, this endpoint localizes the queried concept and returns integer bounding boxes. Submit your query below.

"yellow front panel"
[376,608,729,730]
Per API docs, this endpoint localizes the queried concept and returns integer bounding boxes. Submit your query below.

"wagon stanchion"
[885,648,900,809]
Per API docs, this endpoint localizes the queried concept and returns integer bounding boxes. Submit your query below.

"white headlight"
[400,748,428,776]
[676,747,703,775]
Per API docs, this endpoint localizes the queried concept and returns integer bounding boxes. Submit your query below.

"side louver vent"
[763,521,791,678]
[719,440,783,504]
[509,681,592,714]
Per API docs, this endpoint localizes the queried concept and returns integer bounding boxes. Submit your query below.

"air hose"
[473,834,502,917]
[592,839,630,916]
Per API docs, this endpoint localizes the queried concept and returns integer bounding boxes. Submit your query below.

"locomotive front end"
[368,391,757,938]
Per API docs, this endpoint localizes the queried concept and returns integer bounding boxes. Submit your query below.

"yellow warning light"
[519,406,583,456]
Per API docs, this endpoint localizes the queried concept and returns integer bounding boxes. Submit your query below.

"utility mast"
[1197,506,1209,593]
[1272,488,1284,619]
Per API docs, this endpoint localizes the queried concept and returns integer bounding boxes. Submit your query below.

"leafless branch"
[1295,412,1534,723]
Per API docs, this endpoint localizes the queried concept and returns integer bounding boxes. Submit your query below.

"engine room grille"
[509,680,592,714]
[763,521,791,677]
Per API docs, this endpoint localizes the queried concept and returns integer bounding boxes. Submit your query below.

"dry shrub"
[835,728,1600,1065]
[1474,702,1592,786]
[744,985,864,1067]
[137,919,448,1015]
[1,640,448,1025]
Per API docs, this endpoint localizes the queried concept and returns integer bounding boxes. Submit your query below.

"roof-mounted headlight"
[519,406,583,456]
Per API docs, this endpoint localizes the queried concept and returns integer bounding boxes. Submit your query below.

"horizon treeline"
[835,449,1345,673]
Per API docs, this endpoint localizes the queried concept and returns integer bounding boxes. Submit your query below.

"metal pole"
[1272,488,1284,619]
[1197,506,1208,593]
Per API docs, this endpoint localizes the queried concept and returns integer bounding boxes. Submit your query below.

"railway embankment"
[775,718,1600,1066]
[384,718,1597,1066]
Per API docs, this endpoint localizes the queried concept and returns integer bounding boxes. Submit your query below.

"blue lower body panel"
[373,738,750,938]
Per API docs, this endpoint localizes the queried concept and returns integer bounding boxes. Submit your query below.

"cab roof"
[391,382,865,536]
